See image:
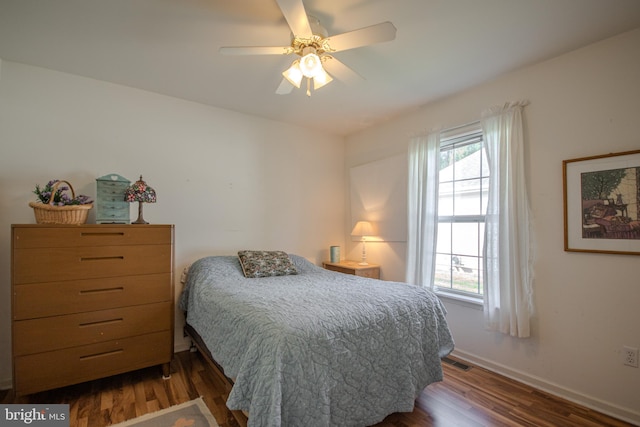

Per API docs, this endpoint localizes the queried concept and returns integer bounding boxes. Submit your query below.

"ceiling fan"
[219,0,397,96]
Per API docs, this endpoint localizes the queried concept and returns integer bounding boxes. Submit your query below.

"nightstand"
[322,260,380,279]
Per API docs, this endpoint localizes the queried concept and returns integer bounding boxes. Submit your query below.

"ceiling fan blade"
[326,21,396,52]
[276,78,295,95]
[219,46,292,55]
[322,56,364,84]
[275,0,312,37]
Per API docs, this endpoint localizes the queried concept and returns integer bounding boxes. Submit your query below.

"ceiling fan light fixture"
[299,47,323,78]
[221,3,397,97]
[282,60,303,88]
[313,68,333,90]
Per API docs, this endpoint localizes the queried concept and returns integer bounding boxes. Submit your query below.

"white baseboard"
[451,350,640,426]
[174,342,190,353]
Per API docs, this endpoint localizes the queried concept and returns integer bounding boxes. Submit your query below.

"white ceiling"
[1,0,640,136]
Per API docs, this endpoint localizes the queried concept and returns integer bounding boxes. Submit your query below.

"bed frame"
[184,323,249,427]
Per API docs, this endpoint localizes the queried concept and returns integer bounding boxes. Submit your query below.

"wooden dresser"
[11,224,174,396]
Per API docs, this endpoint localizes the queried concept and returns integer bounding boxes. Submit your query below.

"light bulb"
[300,52,322,78]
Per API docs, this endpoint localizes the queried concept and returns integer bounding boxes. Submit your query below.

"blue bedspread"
[180,255,454,427]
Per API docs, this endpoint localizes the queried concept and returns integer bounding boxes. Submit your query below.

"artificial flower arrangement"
[33,179,92,206]
[30,179,93,224]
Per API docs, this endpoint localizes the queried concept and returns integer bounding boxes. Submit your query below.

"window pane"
[451,222,479,257]
[451,254,480,294]
[436,222,451,253]
[434,253,452,289]
[454,178,484,215]
[438,181,453,216]
[453,142,483,179]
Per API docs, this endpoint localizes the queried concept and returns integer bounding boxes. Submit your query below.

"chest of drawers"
[95,174,131,224]
[11,224,174,395]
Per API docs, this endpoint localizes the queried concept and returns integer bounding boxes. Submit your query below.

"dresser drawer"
[13,273,171,319]
[13,302,171,355]
[97,204,128,213]
[13,244,171,284]
[14,331,172,395]
[12,225,172,249]
[96,206,130,223]
[97,182,128,196]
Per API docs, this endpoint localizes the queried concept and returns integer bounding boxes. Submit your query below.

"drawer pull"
[80,232,125,237]
[80,349,123,361]
[79,287,124,295]
[80,256,125,262]
[79,318,123,328]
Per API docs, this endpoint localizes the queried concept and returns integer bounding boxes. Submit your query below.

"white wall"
[0,61,346,389]
[345,28,640,424]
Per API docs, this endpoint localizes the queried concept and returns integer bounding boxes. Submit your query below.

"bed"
[179,252,454,427]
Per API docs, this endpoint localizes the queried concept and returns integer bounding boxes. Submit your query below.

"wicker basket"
[29,180,93,224]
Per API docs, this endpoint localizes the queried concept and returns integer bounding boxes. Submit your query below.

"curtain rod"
[409,120,481,138]
[441,119,481,134]
[409,100,529,138]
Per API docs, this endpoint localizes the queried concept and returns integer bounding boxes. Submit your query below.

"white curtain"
[406,131,440,289]
[481,101,534,338]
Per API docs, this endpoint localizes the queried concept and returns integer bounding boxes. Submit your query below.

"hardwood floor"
[2,350,633,427]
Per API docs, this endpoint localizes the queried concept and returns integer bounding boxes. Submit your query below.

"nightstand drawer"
[13,301,171,355]
[323,261,381,279]
[324,264,356,275]
[13,273,171,319]
[354,268,380,279]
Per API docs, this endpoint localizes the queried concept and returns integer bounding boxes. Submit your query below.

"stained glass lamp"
[124,175,156,224]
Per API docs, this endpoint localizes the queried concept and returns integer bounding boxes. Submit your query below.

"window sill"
[435,290,483,310]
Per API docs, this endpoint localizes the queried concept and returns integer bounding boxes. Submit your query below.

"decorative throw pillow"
[237,250,298,278]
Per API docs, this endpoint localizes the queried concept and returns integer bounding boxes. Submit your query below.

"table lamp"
[124,175,156,224]
[351,221,374,265]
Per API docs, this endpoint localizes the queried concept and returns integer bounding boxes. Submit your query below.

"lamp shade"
[351,221,373,237]
[124,175,156,203]
[313,68,333,90]
[282,60,303,88]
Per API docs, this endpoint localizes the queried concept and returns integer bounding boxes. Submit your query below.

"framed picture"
[563,149,640,255]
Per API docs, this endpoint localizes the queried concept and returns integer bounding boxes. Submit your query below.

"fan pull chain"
[306,78,311,97]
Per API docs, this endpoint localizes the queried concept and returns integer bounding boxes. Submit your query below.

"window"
[407,103,532,334]
[433,126,488,300]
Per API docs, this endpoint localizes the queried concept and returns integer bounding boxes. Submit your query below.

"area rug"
[110,397,219,427]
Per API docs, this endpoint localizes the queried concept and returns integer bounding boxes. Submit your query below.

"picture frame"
[563,149,640,255]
